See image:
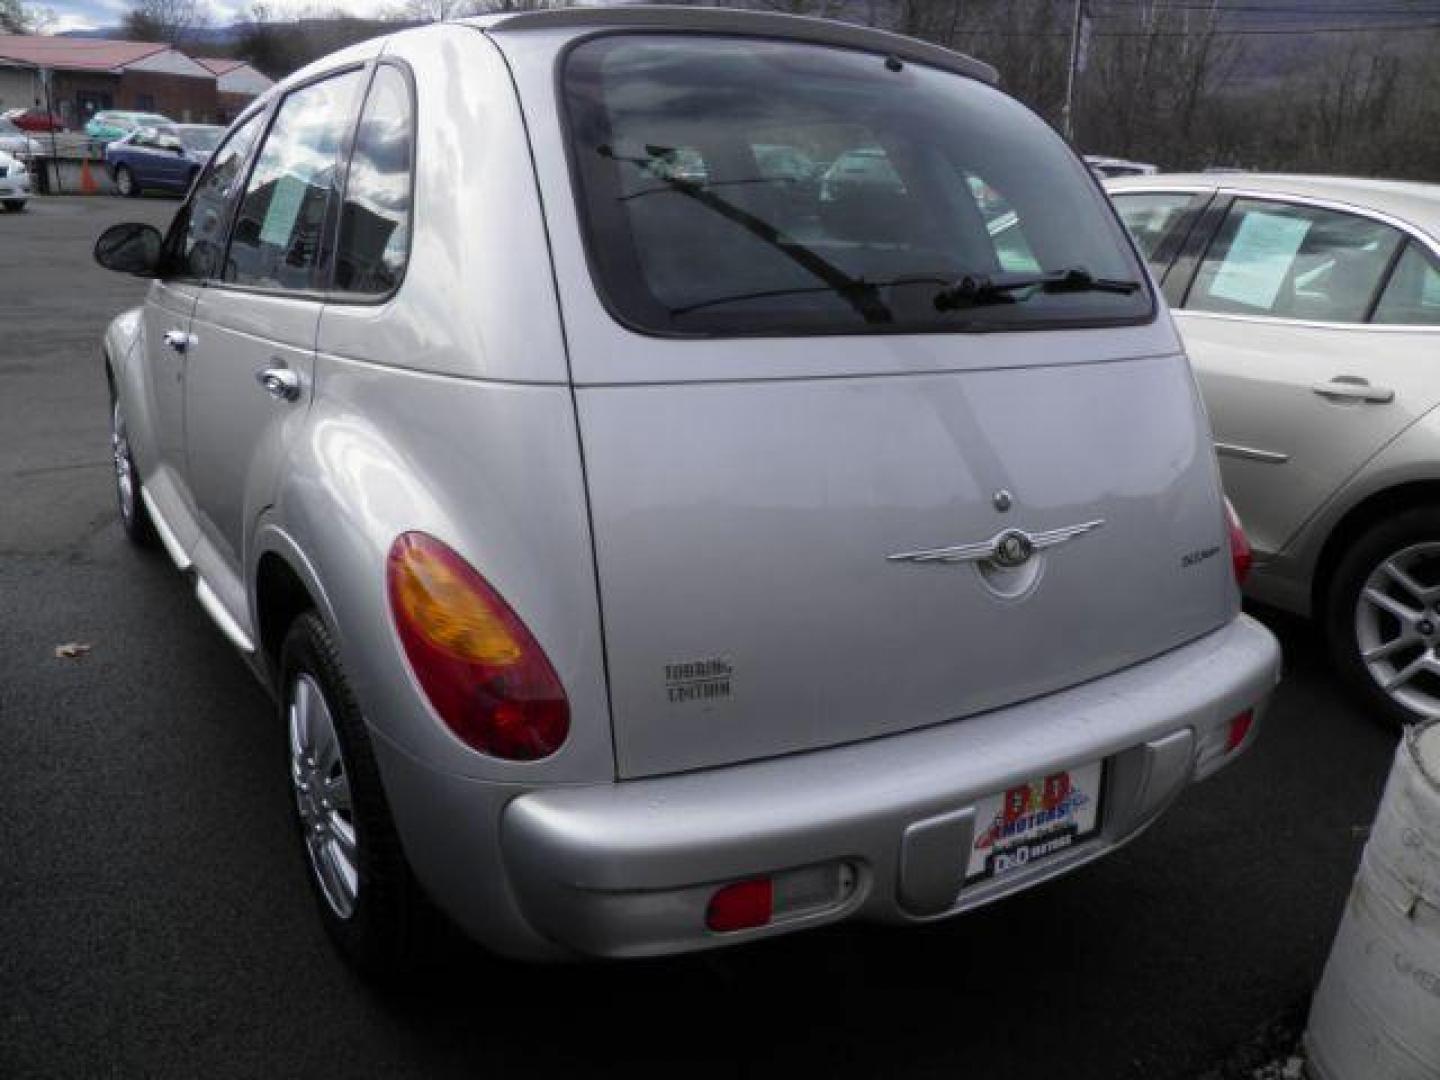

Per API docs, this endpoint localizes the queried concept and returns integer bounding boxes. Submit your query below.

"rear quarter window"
[561,34,1152,338]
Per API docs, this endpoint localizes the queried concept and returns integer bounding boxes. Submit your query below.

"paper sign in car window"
[259,172,308,248]
[1209,209,1312,310]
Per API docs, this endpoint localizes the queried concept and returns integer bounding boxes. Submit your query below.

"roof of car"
[1106,172,1440,237]
[468,5,998,85]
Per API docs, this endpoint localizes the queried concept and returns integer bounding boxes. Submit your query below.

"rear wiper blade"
[934,267,1142,311]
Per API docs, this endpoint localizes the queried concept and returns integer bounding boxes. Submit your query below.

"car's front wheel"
[114,164,137,197]
[1325,507,1440,727]
[2,199,25,212]
[281,612,423,974]
[109,394,155,547]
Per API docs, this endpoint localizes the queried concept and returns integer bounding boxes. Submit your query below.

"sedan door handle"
[1311,377,1395,404]
[255,365,302,402]
[163,329,194,353]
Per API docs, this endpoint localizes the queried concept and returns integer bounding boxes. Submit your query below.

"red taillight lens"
[1225,498,1252,587]
[387,532,569,761]
[1225,709,1255,753]
[706,878,773,933]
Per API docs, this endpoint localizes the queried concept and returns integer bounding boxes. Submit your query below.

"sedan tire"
[3,199,24,212]
[114,164,138,198]
[280,612,426,976]
[1325,506,1440,727]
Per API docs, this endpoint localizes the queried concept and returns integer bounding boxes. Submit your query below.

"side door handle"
[163,329,194,353]
[1311,376,1395,404]
[255,364,302,402]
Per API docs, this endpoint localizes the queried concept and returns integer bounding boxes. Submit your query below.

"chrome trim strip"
[195,577,256,654]
[1215,442,1289,464]
[140,487,192,572]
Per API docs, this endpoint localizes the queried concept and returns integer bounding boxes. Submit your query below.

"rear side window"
[333,65,414,297]
[1185,199,1403,323]
[1373,242,1440,326]
[1112,192,1201,278]
[224,69,365,292]
[561,35,1151,337]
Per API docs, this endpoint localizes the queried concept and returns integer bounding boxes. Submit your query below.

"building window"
[135,94,155,111]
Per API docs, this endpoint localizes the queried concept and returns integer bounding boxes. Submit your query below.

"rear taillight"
[1225,498,1252,587]
[387,532,569,761]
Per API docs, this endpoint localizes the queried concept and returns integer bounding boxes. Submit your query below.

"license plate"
[966,761,1105,884]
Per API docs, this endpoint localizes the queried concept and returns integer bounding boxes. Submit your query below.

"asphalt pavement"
[0,197,1402,1080]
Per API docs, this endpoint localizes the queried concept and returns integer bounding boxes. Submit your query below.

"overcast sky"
[42,0,390,34]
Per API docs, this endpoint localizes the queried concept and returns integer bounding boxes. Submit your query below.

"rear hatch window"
[561,34,1152,338]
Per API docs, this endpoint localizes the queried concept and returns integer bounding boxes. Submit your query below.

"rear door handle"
[255,365,302,402]
[1311,376,1394,404]
[163,329,194,353]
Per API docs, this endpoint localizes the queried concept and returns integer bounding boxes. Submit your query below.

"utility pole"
[1062,0,1085,143]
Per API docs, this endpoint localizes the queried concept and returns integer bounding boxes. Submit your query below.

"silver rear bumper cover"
[501,614,1281,958]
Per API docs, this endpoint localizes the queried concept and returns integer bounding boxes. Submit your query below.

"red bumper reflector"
[706,878,773,933]
[1225,709,1254,753]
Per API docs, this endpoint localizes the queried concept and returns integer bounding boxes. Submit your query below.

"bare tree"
[123,0,213,45]
[0,0,52,33]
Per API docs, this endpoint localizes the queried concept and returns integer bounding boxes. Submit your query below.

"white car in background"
[1108,173,1440,726]
[0,148,30,211]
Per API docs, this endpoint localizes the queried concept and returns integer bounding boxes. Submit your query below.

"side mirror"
[94,222,163,277]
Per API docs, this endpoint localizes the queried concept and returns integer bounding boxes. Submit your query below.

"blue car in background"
[105,124,223,197]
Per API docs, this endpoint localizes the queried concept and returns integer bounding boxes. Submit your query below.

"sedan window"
[1372,241,1440,326]
[1112,191,1203,278]
[1186,199,1402,323]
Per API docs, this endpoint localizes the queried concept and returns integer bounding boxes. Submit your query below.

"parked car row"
[92,10,1280,974]
[0,148,30,211]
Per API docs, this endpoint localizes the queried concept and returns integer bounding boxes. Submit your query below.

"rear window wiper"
[934,267,1142,311]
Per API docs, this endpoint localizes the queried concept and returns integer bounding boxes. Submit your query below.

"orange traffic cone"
[80,158,98,195]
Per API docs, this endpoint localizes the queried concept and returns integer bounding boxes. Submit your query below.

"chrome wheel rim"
[1355,542,1440,720]
[110,400,135,527]
[288,674,359,918]
[116,168,132,195]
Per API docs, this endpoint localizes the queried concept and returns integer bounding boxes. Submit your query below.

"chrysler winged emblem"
[886,520,1105,567]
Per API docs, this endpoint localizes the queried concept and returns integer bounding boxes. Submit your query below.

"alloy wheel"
[1354,542,1440,720]
[288,673,359,919]
[110,399,136,528]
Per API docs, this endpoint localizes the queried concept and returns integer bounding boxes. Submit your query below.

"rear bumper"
[499,614,1280,959]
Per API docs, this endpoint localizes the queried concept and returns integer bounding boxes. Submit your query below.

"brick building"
[0,36,221,128]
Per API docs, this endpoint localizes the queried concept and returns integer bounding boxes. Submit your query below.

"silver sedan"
[1109,173,1440,725]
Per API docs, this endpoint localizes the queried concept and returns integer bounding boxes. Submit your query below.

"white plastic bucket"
[1306,721,1440,1080]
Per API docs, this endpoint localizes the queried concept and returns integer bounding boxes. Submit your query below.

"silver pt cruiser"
[93,7,1282,969]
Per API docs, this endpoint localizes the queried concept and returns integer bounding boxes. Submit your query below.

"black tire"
[108,390,156,547]
[115,164,138,197]
[280,612,424,976]
[2,199,24,212]
[1323,506,1440,728]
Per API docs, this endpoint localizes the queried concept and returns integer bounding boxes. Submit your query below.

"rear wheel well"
[1311,481,1440,613]
[256,553,317,679]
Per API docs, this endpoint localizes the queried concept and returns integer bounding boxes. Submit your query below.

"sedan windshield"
[562,35,1152,337]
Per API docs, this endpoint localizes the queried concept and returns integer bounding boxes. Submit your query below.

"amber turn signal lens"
[387,532,569,761]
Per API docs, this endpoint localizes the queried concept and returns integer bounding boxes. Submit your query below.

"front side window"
[1113,192,1202,277]
[1186,199,1403,322]
[172,110,265,280]
[562,35,1151,337]
[333,65,414,297]
[224,69,365,292]
[1373,241,1440,326]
